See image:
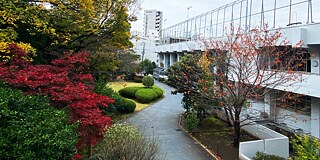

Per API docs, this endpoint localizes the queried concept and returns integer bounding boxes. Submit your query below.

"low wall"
[239,124,289,159]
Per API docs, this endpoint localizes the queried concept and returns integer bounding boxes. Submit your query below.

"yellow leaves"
[0,42,36,62]
[197,51,212,75]
[16,42,36,56]
[0,42,9,53]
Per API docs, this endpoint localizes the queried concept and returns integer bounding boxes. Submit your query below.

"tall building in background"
[143,10,163,40]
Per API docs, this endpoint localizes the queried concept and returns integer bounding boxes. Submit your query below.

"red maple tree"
[0,43,114,158]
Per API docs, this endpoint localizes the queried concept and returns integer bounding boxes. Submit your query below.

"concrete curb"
[178,114,220,160]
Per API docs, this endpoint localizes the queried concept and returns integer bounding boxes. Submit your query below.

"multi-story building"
[143,10,163,39]
[155,0,320,159]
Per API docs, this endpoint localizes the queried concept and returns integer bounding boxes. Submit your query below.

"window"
[275,91,311,116]
[259,47,311,72]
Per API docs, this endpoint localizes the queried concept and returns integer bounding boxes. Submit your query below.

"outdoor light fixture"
[312,60,318,67]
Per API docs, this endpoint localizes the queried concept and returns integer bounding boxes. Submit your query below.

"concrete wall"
[240,124,289,159]
[311,97,320,138]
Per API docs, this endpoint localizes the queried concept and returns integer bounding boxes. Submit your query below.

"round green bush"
[142,76,154,87]
[102,94,137,115]
[118,99,136,113]
[152,88,164,98]
[119,87,141,99]
[135,88,158,103]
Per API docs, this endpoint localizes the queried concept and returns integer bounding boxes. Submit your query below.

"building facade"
[143,10,163,39]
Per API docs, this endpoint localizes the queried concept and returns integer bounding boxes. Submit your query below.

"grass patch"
[108,81,163,112]
[108,81,144,92]
[202,116,229,131]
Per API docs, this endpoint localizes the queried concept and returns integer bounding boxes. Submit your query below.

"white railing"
[160,0,318,45]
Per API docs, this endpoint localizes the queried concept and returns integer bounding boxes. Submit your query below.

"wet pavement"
[126,81,214,160]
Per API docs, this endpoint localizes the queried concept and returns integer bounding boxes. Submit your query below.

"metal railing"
[160,0,318,45]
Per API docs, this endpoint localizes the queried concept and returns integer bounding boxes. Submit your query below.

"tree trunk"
[223,107,232,126]
[233,113,241,147]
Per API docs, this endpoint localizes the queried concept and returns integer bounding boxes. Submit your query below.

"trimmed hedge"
[135,88,158,103]
[152,87,164,98]
[94,81,136,114]
[119,87,141,99]
[142,76,154,87]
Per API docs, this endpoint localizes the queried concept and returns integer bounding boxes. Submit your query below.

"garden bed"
[180,114,259,160]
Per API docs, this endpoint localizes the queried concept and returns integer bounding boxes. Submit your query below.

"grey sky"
[131,0,236,31]
[131,0,320,33]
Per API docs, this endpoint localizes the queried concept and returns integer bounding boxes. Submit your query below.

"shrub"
[125,72,135,81]
[142,76,154,87]
[252,152,286,160]
[186,111,199,132]
[119,87,141,99]
[133,75,143,83]
[95,81,136,114]
[153,87,164,98]
[112,93,136,113]
[135,88,158,103]
[291,135,320,160]
[0,84,78,160]
[93,123,160,160]
[158,77,165,82]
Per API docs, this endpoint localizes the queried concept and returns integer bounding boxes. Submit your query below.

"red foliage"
[0,47,114,156]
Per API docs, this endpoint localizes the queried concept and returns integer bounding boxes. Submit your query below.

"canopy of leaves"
[137,59,156,75]
[0,0,137,63]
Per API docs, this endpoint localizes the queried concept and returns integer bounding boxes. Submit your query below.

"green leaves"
[291,135,320,160]
[0,84,78,160]
[1,0,137,64]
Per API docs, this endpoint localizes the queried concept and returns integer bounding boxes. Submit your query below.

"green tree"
[139,59,156,75]
[0,0,139,64]
[291,135,320,160]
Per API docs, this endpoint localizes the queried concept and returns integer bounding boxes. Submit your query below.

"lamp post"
[161,18,167,41]
[245,0,249,31]
[186,6,192,39]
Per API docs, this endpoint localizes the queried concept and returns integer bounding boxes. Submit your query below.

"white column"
[177,53,180,62]
[265,91,277,122]
[311,97,320,138]
[170,53,175,67]
[164,53,170,69]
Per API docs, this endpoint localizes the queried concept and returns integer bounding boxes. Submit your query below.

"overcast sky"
[131,0,236,32]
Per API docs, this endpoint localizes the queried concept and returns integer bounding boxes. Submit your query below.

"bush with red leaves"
[0,44,114,158]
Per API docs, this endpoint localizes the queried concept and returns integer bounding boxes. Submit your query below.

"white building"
[130,35,158,63]
[143,10,163,39]
[155,0,320,158]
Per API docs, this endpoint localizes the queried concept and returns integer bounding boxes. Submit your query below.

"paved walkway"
[126,81,214,160]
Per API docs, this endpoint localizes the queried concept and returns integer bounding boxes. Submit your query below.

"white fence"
[239,124,289,159]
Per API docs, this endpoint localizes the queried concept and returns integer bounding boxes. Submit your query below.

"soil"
[180,114,259,160]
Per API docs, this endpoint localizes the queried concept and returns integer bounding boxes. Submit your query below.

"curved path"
[126,81,214,160]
